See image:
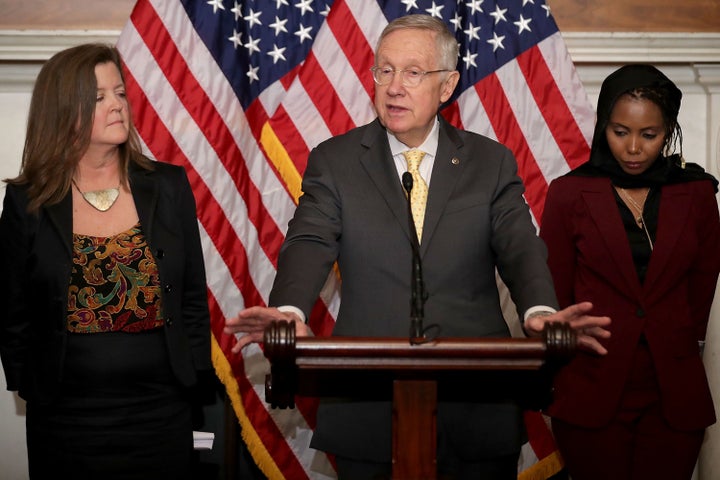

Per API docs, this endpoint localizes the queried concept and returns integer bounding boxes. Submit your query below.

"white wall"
[1,32,719,479]
[0,89,30,480]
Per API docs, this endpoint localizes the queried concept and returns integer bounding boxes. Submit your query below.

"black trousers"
[334,452,520,480]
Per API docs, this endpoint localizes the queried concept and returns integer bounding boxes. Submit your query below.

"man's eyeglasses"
[370,66,449,87]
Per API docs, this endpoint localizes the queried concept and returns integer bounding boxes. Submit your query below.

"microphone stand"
[402,172,428,344]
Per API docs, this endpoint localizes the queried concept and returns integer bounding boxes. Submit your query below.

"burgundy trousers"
[551,344,704,480]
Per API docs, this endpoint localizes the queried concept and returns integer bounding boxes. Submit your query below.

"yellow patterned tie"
[403,149,428,242]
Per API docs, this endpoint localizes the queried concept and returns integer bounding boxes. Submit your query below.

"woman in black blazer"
[0,44,211,479]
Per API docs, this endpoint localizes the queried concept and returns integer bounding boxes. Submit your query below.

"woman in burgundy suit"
[540,64,720,480]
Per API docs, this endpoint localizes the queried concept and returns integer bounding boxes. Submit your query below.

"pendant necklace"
[618,187,654,251]
[72,179,120,212]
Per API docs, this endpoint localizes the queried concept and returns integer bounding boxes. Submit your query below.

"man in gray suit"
[226,14,610,480]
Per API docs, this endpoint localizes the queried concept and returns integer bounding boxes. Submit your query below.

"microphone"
[402,172,427,344]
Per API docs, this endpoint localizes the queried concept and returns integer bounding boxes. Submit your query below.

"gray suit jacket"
[269,116,558,461]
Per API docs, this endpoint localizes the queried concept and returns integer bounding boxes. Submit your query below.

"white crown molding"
[697,64,720,93]
[0,63,42,92]
[0,30,120,61]
[574,64,705,93]
[1,29,720,62]
[0,30,719,92]
[562,32,720,64]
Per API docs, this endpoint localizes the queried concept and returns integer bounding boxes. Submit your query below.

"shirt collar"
[387,117,440,158]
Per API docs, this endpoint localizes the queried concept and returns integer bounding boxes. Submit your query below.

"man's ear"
[440,71,460,103]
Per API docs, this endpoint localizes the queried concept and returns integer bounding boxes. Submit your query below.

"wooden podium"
[263,321,576,480]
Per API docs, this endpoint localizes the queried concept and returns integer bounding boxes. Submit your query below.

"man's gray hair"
[375,14,458,71]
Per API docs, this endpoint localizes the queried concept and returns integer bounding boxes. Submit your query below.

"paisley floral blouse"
[67,223,165,333]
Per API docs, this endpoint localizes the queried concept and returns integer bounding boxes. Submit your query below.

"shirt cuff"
[523,305,557,322]
[277,305,306,323]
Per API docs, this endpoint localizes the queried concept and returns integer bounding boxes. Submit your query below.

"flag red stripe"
[281,64,302,90]
[118,2,599,478]
[244,101,271,151]
[516,47,590,170]
[130,2,287,267]
[326,0,376,100]
[267,104,312,180]
[523,411,557,460]
[440,101,465,131]
[242,100,303,217]
[309,297,339,337]
[206,294,311,480]
[300,52,356,137]
[474,74,548,220]
[126,55,314,472]
[122,66,267,312]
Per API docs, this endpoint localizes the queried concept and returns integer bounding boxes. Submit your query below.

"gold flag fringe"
[518,450,564,480]
[211,335,286,479]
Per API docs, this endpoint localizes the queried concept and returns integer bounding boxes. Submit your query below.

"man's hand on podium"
[225,306,310,354]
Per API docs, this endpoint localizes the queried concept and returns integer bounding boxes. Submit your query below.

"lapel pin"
[451,157,460,165]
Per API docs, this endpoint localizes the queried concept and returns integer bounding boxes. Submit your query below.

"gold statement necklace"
[72,179,120,212]
[618,187,654,251]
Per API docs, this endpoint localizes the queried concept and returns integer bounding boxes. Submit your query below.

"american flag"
[116,0,595,478]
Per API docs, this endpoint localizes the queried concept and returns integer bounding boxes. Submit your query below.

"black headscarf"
[569,64,718,191]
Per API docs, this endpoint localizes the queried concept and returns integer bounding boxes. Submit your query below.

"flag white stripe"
[118,2,595,478]
[310,11,376,128]
[457,87,497,141]
[258,80,288,119]
[283,78,334,152]
[346,0,389,52]
[200,221,335,479]
[495,59,572,181]
[120,23,278,304]
[147,0,298,234]
[538,33,595,146]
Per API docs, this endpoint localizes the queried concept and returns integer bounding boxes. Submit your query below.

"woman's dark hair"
[593,64,683,166]
[6,43,153,213]
[572,64,716,190]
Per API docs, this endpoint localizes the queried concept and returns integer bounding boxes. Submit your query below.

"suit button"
[156,249,164,259]
[164,284,173,293]
[166,317,173,326]
[636,308,645,317]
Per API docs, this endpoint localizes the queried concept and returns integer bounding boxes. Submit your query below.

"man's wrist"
[276,305,314,336]
[522,307,556,336]
[523,306,557,322]
[277,305,306,323]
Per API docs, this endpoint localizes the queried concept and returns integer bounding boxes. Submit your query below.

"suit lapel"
[421,120,464,255]
[643,187,690,300]
[582,186,643,298]
[359,120,414,242]
[129,164,157,241]
[45,192,73,257]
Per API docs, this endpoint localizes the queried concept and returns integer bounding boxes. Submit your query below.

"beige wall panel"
[0,0,718,33]
[0,0,135,30]
[548,0,720,32]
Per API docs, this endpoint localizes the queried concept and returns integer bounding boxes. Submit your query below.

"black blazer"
[270,117,558,461]
[0,161,211,403]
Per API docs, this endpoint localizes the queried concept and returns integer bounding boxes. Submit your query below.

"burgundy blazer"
[540,175,720,431]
